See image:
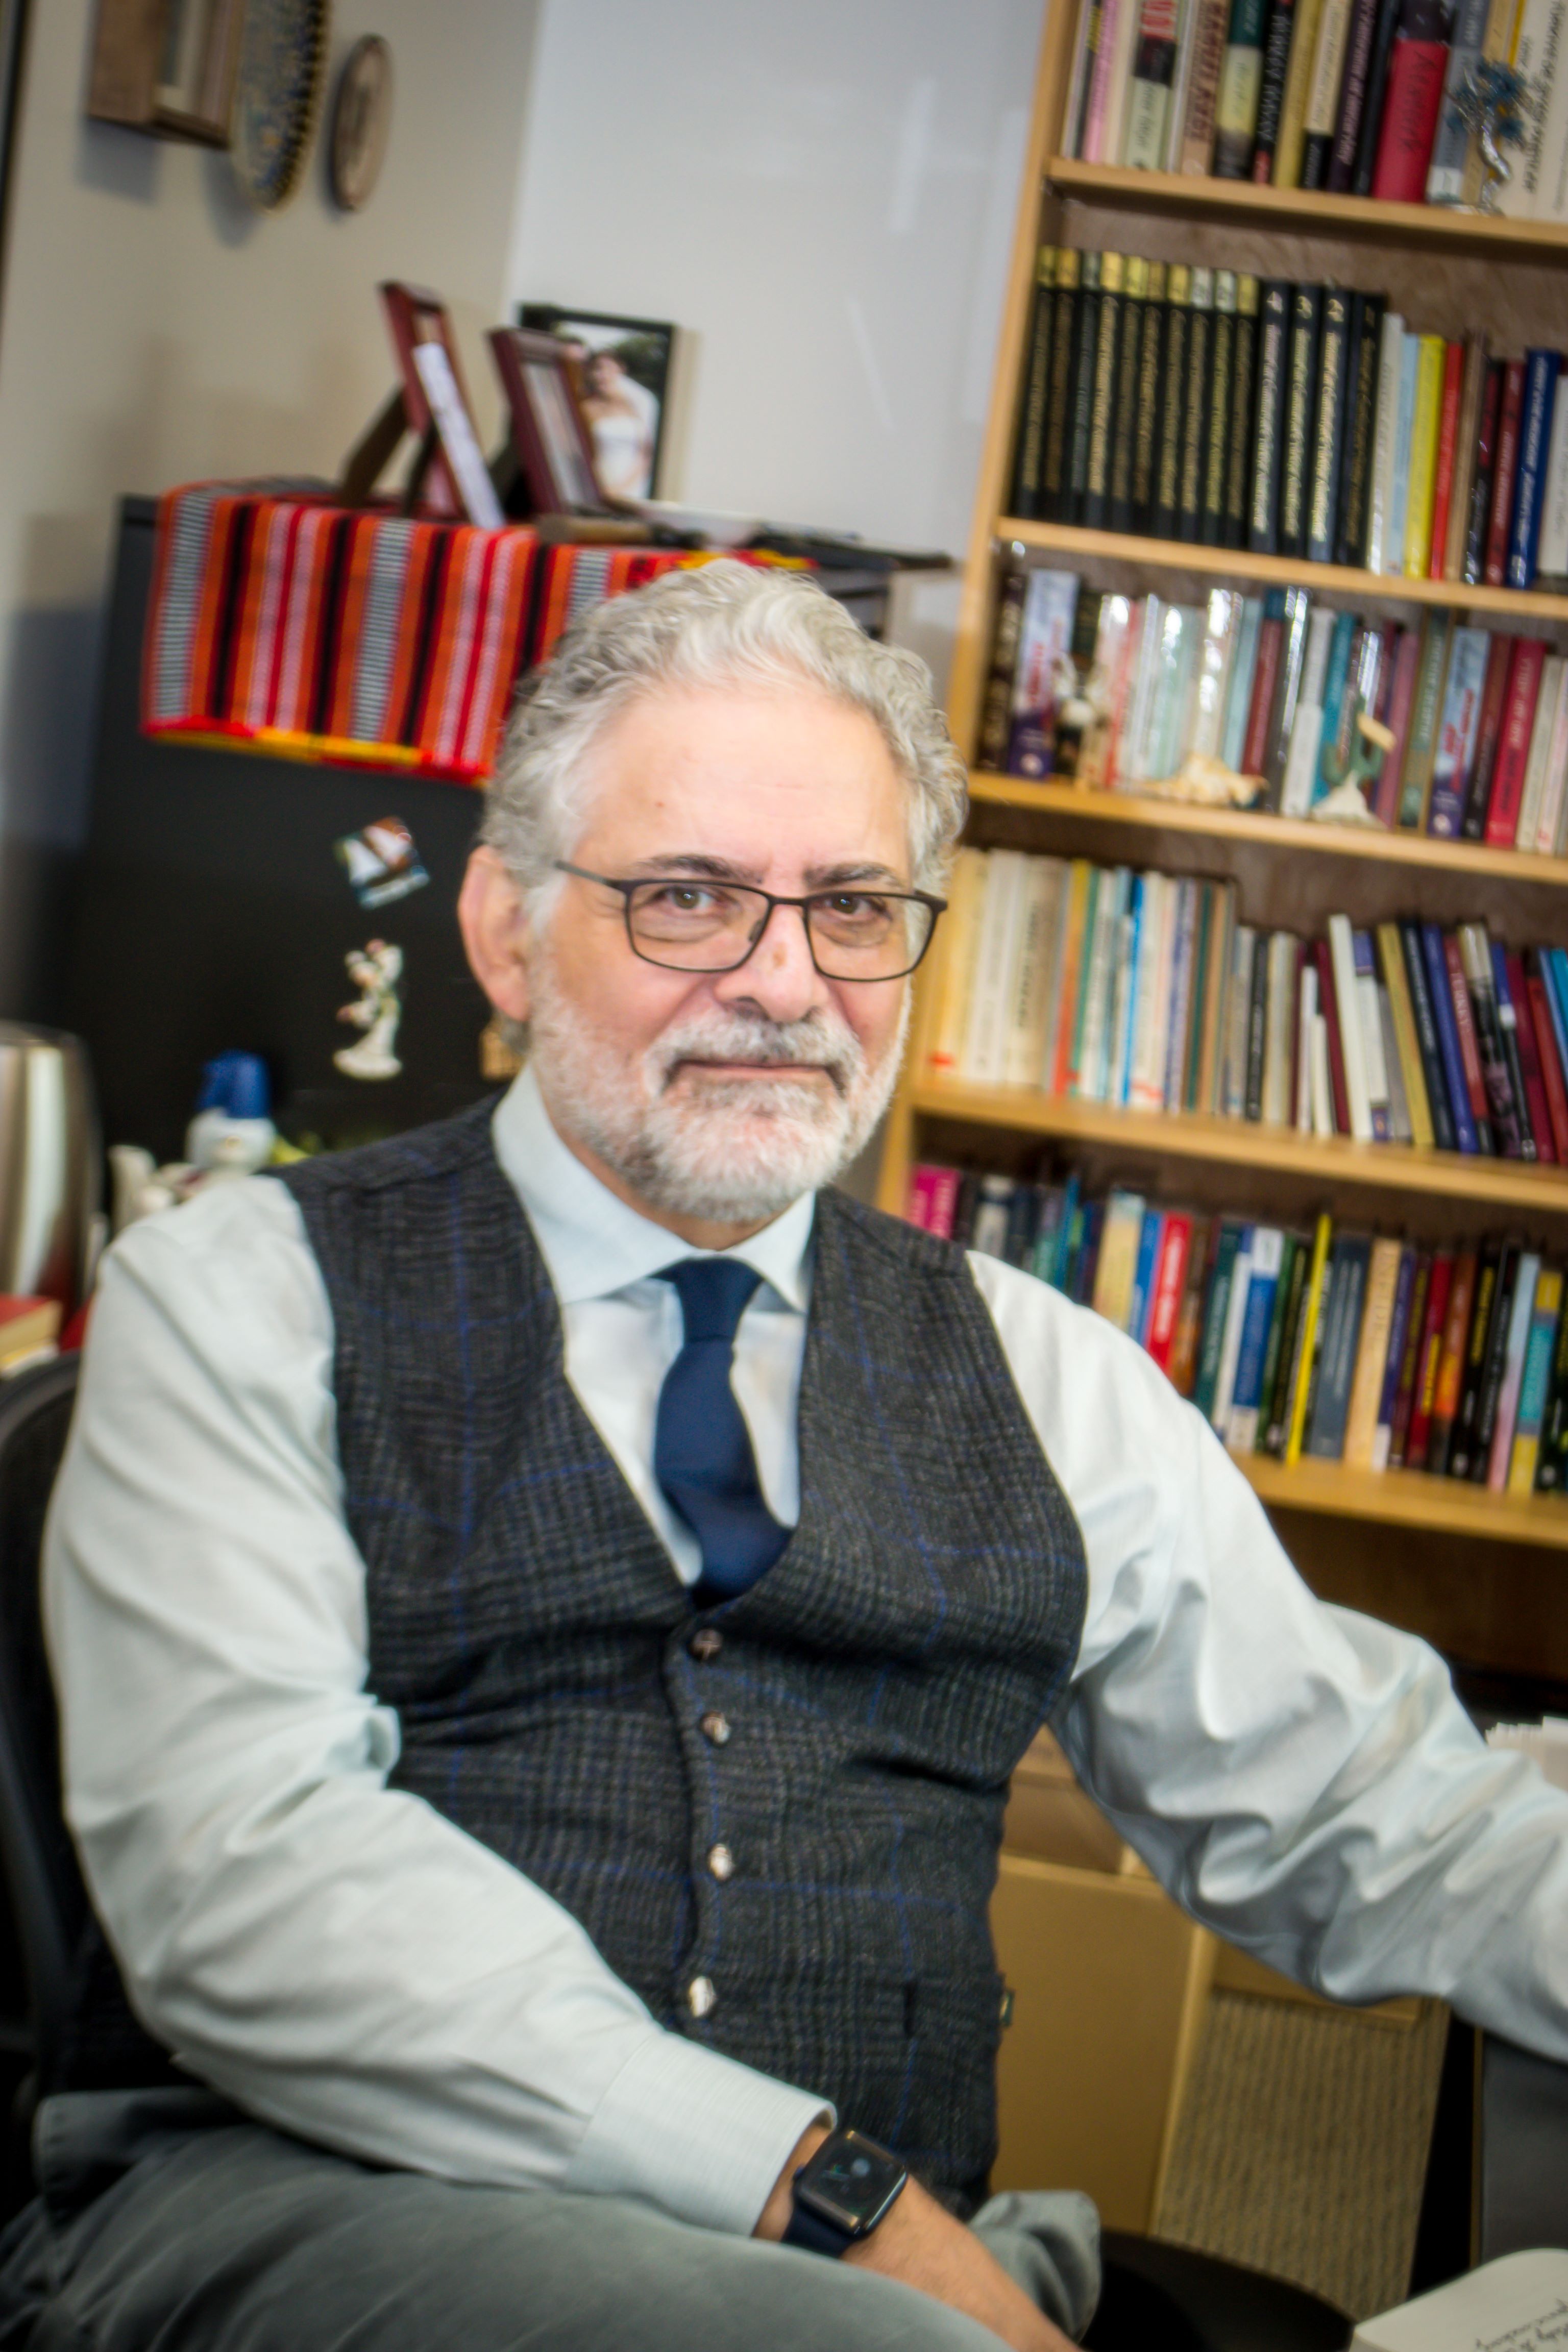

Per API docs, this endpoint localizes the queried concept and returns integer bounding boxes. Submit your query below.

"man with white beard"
[16,562,1568,2352]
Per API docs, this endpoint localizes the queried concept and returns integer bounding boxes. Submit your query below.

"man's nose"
[712,901,824,1022]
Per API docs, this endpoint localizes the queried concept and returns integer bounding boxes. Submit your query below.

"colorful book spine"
[1507,349,1560,589]
[1483,635,1547,845]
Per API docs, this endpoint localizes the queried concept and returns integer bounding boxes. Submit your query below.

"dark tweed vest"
[68,1102,1088,2200]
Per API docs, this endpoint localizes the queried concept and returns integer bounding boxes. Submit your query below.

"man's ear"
[457,848,533,1023]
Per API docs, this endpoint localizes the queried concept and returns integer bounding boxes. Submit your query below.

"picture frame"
[518,305,676,502]
[87,0,244,145]
[373,283,503,529]
[488,326,612,519]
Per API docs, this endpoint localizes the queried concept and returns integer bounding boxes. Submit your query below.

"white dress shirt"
[44,1067,1568,2239]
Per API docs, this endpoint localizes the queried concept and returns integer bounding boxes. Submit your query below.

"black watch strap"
[782,2199,855,2257]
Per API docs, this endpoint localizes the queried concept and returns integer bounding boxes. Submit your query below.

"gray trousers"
[0,2092,1100,2352]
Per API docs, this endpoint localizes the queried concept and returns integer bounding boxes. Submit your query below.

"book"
[1041,249,1082,521]
[1153,264,1191,539]
[1262,1231,1311,1452]
[1344,1234,1404,1467]
[1402,333,1447,578]
[1420,921,1479,1152]
[1203,273,1237,544]
[1400,917,1459,1150]
[1328,912,1374,1139]
[926,847,989,1081]
[1398,607,1453,826]
[1425,339,1465,581]
[1227,1224,1285,1448]
[1164,0,1201,164]
[1513,650,1563,851]
[1274,0,1326,179]
[1464,358,1504,584]
[1459,629,1513,838]
[977,577,1026,772]
[1214,0,1270,168]
[1064,251,1103,523]
[1536,358,1568,577]
[1351,2249,1568,2352]
[1108,259,1149,533]
[1473,1241,1522,1478]
[1385,330,1419,578]
[1284,1211,1335,1462]
[1387,1247,1432,1466]
[907,1164,960,1236]
[1507,348,1559,588]
[1063,0,1106,156]
[1145,1212,1194,1369]
[1225,275,1261,546]
[1371,1244,1418,1468]
[1369,0,1453,197]
[1249,279,1292,552]
[1377,919,1436,1147]
[1366,306,1405,573]
[1510,948,1559,1160]
[1010,247,1059,520]
[1352,927,1392,1138]
[1371,618,1420,824]
[1126,0,1187,160]
[1307,1233,1372,1458]
[1442,926,1495,1151]
[1262,585,1312,802]
[1328,0,1385,185]
[962,850,1031,1083]
[1179,0,1234,165]
[1194,1219,1246,1421]
[1405,1247,1454,1466]
[1447,1240,1501,1478]
[1083,252,1125,531]
[1003,857,1069,1085]
[1483,635,1547,844]
[1352,0,1406,189]
[1483,358,1525,586]
[1442,333,1488,582]
[1526,947,1568,1157]
[1334,291,1383,565]
[1170,1214,1218,1393]
[1084,0,1136,158]
[1458,919,1524,1154]
[1250,0,1298,175]
[1092,1188,1148,1326]
[1307,287,1350,563]
[1301,0,1356,183]
[1537,1283,1568,1489]
[1279,282,1323,559]
[1487,1246,1542,1488]
[1426,1245,1478,1469]
[1179,268,1215,540]
[1493,943,1538,1156]
[1497,0,1566,212]
[1426,624,1489,837]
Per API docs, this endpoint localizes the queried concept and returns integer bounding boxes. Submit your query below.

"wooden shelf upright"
[876,1,1568,1668]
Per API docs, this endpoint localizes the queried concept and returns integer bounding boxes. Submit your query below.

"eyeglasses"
[554,862,946,982]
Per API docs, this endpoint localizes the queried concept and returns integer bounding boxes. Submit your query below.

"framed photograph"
[88,0,244,144]
[378,283,504,529]
[518,306,675,502]
[488,327,610,518]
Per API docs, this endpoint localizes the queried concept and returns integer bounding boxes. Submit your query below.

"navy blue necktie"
[654,1258,789,1606]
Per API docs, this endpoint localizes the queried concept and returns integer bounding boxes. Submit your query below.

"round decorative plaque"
[328,35,393,211]
[231,0,332,212]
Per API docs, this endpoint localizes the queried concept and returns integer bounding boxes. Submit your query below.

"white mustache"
[648,1013,863,1096]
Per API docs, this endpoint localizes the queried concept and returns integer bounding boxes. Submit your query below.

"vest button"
[689,1628,723,1662]
[699,1710,731,1746]
[687,1975,717,2018]
[707,1843,734,1881]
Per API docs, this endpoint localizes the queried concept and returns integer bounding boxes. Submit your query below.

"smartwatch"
[783,2127,908,2257]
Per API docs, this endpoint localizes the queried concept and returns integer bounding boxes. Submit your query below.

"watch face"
[799,2131,906,2233]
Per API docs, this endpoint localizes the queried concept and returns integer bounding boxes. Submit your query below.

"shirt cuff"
[564,2029,832,2234]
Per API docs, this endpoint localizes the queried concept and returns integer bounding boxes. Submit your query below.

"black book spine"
[1132,260,1167,532]
[1535,1278,1568,1489]
[1040,249,1081,523]
[1153,264,1192,542]
[1471,1241,1521,1481]
[1204,274,1237,546]
[975,565,1027,771]
[1307,286,1350,565]
[1463,357,1504,587]
[1351,0,1404,193]
[1082,251,1123,532]
[1250,0,1297,177]
[1244,936,1270,1119]
[1335,290,1384,566]
[1400,916,1459,1153]
[1109,257,1146,534]
[1446,1240,1501,1478]
[1493,960,1535,1159]
[1179,268,1214,544]
[1063,251,1102,527]
[1008,246,1059,522]
[1278,281,1322,561]
[1248,278,1291,555]
[1226,274,1259,550]
[1327,0,1381,188]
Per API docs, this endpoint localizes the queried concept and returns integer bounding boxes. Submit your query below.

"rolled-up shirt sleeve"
[44,1179,826,2233]
[968,1248,1568,2056]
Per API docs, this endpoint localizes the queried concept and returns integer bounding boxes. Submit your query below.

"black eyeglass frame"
[553,861,947,982]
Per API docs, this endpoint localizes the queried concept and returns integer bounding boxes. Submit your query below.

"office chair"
[0,1354,88,2204]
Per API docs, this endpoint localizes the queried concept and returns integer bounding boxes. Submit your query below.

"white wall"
[0,0,543,1015]
[505,0,1041,562]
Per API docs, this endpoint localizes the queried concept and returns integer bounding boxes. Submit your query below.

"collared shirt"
[45,1068,1568,2238]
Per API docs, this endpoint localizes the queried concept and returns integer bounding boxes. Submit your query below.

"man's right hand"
[755,2125,1075,2352]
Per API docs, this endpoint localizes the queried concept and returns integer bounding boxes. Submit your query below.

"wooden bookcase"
[875,3,1568,1674]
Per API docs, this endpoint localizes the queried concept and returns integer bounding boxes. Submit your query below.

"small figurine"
[1447,60,1537,212]
[335,940,405,1080]
[1143,749,1265,805]
[1313,706,1392,828]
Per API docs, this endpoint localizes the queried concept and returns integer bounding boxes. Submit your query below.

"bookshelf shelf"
[1236,1455,1568,1548]
[1045,159,1568,266]
[967,774,1568,887]
[910,1080,1568,1219]
[994,518,1568,627]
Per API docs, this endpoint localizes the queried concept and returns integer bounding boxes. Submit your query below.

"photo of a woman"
[519,306,675,501]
